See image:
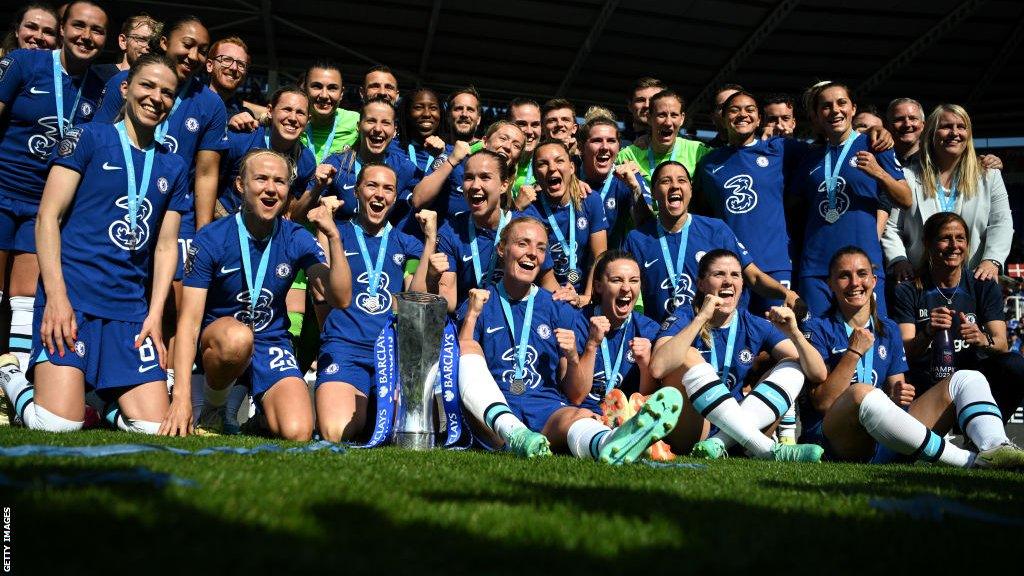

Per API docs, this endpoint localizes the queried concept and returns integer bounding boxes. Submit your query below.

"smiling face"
[160,21,209,82]
[450,92,481,140]
[483,124,525,168]
[596,258,642,321]
[206,42,249,93]
[929,219,968,272]
[828,252,876,317]
[724,94,760,143]
[362,70,398,103]
[653,164,692,218]
[269,92,309,144]
[815,86,856,141]
[853,111,883,133]
[462,154,508,218]
[60,3,108,66]
[889,102,924,149]
[582,124,619,177]
[357,165,398,227]
[630,86,662,128]
[533,143,574,204]
[359,101,396,155]
[510,103,542,153]
[17,8,58,50]
[237,153,291,222]
[698,255,744,315]
[119,23,153,65]
[304,67,342,120]
[762,102,796,136]
[500,220,548,285]
[932,110,970,160]
[542,106,577,144]
[121,62,178,130]
[648,95,684,149]
[409,91,441,139]
[712,88,740,133]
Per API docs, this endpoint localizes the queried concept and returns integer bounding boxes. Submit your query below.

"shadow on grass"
[5,460,1022,575]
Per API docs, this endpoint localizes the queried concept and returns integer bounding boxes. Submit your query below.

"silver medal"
[511,378,526,395]
[824,208,840,224]
[365,295,380,312]
[566,269,581,285]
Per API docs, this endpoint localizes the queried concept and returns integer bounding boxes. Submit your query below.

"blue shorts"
[28,307,166,393]
[799,274,887,318]
[315,343,375,395]
[506,388,567,432]
[800,419,903,464]
[230,334,303,397]
[749,269,792,316]
[0,194,39,253]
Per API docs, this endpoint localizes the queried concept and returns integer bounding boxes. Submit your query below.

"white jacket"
[882,165,1013,270]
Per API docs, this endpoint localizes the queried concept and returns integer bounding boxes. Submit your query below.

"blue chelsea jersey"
[315,147,421,223]
[622,214,752,324]
[0,49,106,202]
[582,172,638,242]
[570,306,660,410]
[183,216,326,338]
[48,123,191,321]
[218,126,316,213]
[522,192,608,292]
[788,133,903,277]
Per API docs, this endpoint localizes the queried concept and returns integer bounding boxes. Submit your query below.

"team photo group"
[2,0,1023,470]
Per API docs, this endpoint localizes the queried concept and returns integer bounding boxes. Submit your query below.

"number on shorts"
[268,347,298,371]
[134,334,157,363]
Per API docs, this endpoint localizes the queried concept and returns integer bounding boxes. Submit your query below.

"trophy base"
[394,431,435,450]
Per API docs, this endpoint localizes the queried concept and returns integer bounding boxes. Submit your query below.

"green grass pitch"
[2,428,1023,574]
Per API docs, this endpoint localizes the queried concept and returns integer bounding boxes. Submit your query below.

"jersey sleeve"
[715,221,753,267]
[402,230,425,259]
[557,303,586,354]
[199,97,229,152]
[586,194,608,234]
[91,73,126,123]
[875,148,905,182]
[758,317,788,352]
[803,318,831,366]
[435,225,458,272]
[166,158,192,213]
[0,52,27,105]
[886,325,909,377]
[182,229,218,289]
[51,126,92,173]
[294,227,328,271]
[978,279,1005,323]
[655,307,695,340]
[889,282,919,325]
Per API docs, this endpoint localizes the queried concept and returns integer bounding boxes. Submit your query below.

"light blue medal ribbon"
[407,143,435,172]
[51,50,82,137]
[840,314,875,384]
[352,221,393,296]
[599,172,614,202]
[597,306,631,395]
[114,121,155,250]
[539,193,577,279]
[497,283,537,384]
[468,210,510,287]
[234,212,277,332]
[304,109,339,163]
[524,158,535,186]
[936,175,959,213]
[657,215,692,294]
[646,140,678,174]
[708,311,740,383]
[154,92,183,146]
[822,132,859,223]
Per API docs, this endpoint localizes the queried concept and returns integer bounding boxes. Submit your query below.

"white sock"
[458,353,526,441]
[104,404,160,434]
[1,359,34,422]
[779,404,798,442]
[8,296,34,368]
[858,388,972,467]
[566,417,612,460]
[949,370,1008,451]
[682,362,775,457]
[24,402,83,432]
[710,360,804,449]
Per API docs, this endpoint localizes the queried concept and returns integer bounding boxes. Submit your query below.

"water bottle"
[931,328,956,382]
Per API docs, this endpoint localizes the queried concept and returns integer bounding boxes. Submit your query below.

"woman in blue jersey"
[569,250,659,415]
[410,120,527,223]
[789,81,910,316]
[623,161,796,324]
[455,216,683,463]
[527,139,608,305]
[219,85,315,215]
[397,87,452,176]
[426,150,557,312]
[314,163,437,442]
[578,117,648,244]
[0,55,187,434]
[0,0,108,368]
[171,149,352,439]
[649,249,826,461]
[1,3,59,55]
[297,95,419,223]
[799,246,1024,467]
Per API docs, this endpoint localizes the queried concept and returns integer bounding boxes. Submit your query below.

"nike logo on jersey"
[644,259,659,268]
[102,162,122,171]
[343,184,355,190]
[29,86,49,95]
[831,346,847,355]
[138,364,159,373]
[712,166,724,174]
[220,266,241,274]
[344,251,359,257]
[485,326,504,334]
[462,254,474,262]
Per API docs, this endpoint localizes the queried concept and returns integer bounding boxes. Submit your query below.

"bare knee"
[206,321,254,367]
[846,383,877,407]
[276,417,313,442]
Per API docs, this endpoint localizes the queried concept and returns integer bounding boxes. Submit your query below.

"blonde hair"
[918,103,981,201]
[583,105,616,124]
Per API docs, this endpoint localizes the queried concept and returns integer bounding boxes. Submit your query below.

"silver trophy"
[391,291,448,449]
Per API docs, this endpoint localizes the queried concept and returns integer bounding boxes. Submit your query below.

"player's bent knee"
[275,418,313,442]
[28,403,84,433]
[846,383,877,406]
